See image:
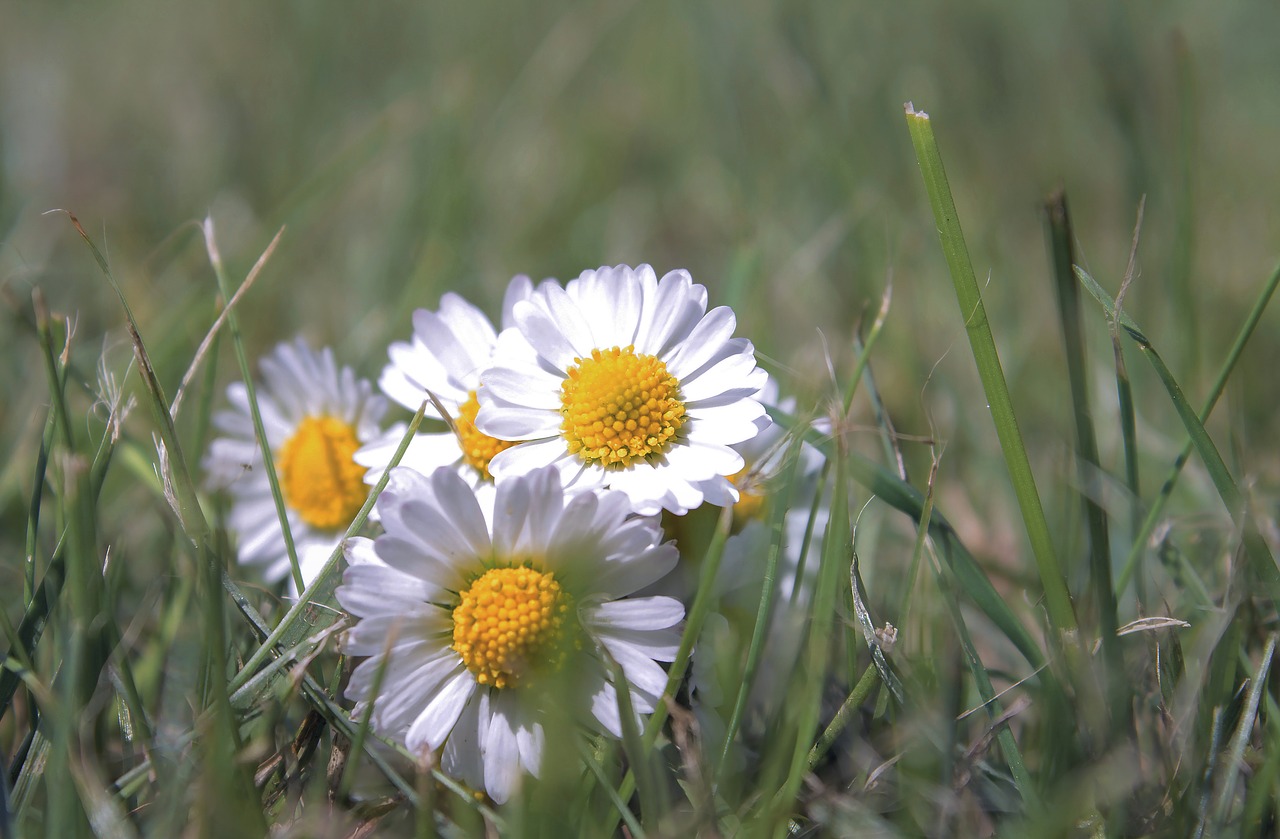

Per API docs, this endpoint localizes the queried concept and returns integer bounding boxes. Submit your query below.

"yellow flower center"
[560,346,686,469]
[451,565,573,690]
[277,415,368,530]
[456,390,520,481]
[728,465,767,526]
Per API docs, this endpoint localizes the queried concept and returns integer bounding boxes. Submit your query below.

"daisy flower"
[475,264,769,516]
[355,276,534,501]
[204,337,386,588]
[337,465,683,804]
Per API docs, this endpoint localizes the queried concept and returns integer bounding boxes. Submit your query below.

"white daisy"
[204,337,387,588]
[337,465,684,804]
[475,264,769,516]
[355,276,534,501]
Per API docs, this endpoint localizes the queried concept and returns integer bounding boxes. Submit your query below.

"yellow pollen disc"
[451,566,572,690]
[277,415,368,530]
[560,346,686,468]
[727,466,766,527]
[456,390,520,481]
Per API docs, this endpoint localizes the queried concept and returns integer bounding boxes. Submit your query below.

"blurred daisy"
[337,465,683,804]
[476,264,769,515]
[711,374,827,530]
[204,337,386,588]
[356,277,534,501]
[690,378,830,760]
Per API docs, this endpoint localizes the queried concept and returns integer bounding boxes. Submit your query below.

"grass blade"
[201,219,305,592]
[1114,259,1280,596]
[1209,632,1276,832]
[1044,191,1118,642]
[771,405,1047,673]
[1075,266,1280,599]
[904,103,1077,641]
[227,398,430,698]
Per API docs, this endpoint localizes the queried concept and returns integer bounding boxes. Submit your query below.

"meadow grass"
[4,2,1280,836]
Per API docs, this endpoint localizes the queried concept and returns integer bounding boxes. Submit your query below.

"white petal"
[683,403,768,446]
[592,543,679,598]
[538,282,597,358]
[487,438,567,480]
[515,718,545,777]
[406,667,477,752]
[666,306,737,380]
[501,275,535,329]
[680,351,763,403]
[585,597,685,631]
[588,673,623,738]
[571,265,642,347]
[663,439,744,481]
[420,294,498,381]
[441,691,487,790]
[512,298,580,372]
[635,269,703,357]
[483,692,523,804]
[592,625,682,662]
[480,367,564,411]
[598,637,670,707]
[429,468,492,555]
[490,474,533,557]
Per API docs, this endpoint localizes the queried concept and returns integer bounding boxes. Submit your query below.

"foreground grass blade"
[770,420,854,824]
[904,103,1078,642]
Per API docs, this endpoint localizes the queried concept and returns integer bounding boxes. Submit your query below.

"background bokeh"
[3,0,1279,592]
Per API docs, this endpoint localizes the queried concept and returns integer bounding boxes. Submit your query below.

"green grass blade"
[643,505,735,748]
[904,103,1077,640]
[928,535,1039,808]
[1209,632,1276,832]
[1114,259,1280,596]
[772,404,1047,673]
[768,426,853,823]
[714,437,804,779]
[606,651,666,831]
[227,398,429,697]
[1044,192,1129,747]
[1044,191,1118,645]
[1075,266,1280,598]
[841,282,892,416]
[201,220,305,592]
[806,662,879,770]
[579,740,646,839]
[23,410,56,606]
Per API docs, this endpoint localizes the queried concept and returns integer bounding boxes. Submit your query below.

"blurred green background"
[3,0,1279,588]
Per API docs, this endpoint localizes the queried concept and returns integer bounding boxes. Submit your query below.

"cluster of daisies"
[204,264,822,804]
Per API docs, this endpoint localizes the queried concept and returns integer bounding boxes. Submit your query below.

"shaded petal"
[598,637,669,708]
[405,667,477,752]
[483,691,523,804]
[441,691,487,790]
